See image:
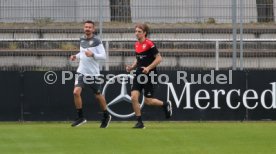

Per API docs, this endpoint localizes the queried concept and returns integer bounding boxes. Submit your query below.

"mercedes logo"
[102,74,144,118]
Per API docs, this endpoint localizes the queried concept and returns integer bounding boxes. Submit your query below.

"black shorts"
[74,74,102,94]
[131,72,158,98]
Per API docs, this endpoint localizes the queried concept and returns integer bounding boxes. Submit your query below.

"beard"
[85,30,92,35]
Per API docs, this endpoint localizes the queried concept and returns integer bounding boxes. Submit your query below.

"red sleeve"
[146,39,155,48]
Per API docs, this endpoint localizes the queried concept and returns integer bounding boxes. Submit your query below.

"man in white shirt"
[70,20,111,128]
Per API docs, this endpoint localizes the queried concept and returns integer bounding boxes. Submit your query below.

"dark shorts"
[74,74,102,94]
[131,71,158,98]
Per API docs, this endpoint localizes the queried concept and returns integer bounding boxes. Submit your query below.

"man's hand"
[85,49,94,57]
[70,55,77,61]
[141,67,150,74]
[126,65,133,72]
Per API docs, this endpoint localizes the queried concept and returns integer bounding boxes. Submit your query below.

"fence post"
[240,0,244,70]
[215,40,219,70]
[74,0,77,22]
[99,0,103,38]
[105,41,109,71]
[232,0,237,70]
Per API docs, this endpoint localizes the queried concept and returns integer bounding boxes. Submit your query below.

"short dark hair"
[135,23,150,37]
[84,20,95,25]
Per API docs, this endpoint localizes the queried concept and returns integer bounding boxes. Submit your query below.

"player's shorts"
[131,71,158,98]
[74,73,102,94]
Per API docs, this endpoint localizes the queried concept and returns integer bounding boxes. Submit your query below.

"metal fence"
[0,0,276,71]
[0,0,273,23]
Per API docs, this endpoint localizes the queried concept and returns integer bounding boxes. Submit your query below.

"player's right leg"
[71,75,87,127]
[131,90,145,129]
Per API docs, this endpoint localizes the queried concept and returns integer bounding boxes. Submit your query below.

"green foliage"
[33,18,54,27]
[8,42,18,50]
[60,43,77,51]
[206,18,216,24]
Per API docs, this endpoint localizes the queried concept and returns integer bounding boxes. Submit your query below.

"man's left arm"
[142,53,162,74]
[93,44,106,60]
[85,44,106,60]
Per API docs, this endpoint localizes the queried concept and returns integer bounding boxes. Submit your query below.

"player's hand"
[126,65,133,72]
[70,55,76,61]
[85,49,94,57]
[141,67,150,74]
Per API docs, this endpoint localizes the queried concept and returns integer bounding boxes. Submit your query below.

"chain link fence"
[0,0,276,71]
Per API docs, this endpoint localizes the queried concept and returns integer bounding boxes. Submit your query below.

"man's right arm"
[126,59,137,72]
[71,37,82,61]
[70,53,80,61]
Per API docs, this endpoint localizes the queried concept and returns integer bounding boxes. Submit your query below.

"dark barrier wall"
[0,70,275,121]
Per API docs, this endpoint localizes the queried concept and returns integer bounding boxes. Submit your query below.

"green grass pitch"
[0,121,276,154]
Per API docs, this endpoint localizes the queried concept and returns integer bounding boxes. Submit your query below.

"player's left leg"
[144,82,172,119]
[91,82,111,128]
[95,93,111,128]
[144,97,172,119]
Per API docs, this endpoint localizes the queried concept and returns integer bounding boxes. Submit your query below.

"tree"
[256,0,274,22]
[110,0,132,22]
